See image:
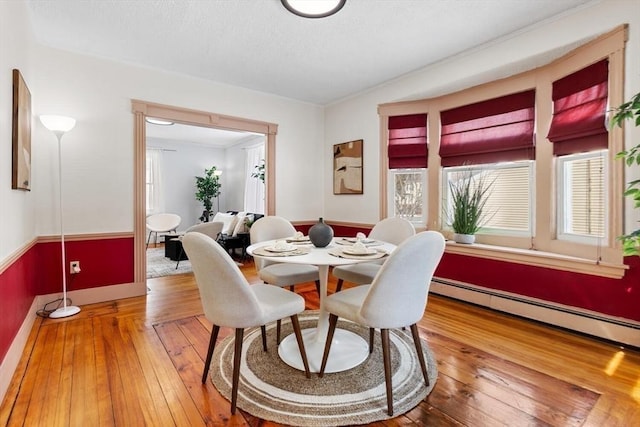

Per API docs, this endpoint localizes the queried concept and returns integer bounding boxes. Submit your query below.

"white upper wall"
[0,1,37,261]
[324,0,640,233]
[26,39,324,237]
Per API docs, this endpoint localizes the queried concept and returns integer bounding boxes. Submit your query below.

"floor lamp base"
[49,305,81,319]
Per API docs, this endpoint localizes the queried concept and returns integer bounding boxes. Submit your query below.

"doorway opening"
[132,100,277,284]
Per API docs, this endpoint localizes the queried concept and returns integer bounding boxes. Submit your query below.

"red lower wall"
[1,229,638,367]
[435,253,640,322]
[0,237,134,363]
[309,222,640,322]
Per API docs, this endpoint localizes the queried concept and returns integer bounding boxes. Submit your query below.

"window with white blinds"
[557,151,606,243]
[443,162,532,235]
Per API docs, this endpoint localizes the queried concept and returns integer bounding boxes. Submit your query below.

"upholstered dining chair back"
[361,230,445,329]
[331,216,416,291]
[183,232,263,328]
[250,216,297,271]
[368,216,416,246]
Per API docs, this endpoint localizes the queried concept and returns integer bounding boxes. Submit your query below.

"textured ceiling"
[26,0,596,106]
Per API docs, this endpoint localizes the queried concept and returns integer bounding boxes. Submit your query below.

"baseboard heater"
[430,277,640,348]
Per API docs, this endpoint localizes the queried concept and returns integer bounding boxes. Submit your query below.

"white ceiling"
[25,0,596,142]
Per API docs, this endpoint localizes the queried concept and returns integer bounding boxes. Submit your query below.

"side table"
[164,234,188,261]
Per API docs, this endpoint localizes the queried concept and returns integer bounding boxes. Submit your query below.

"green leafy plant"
[195,166,221,221]
[251,160,265,183]
[447,169,494,236]
[610,91,640,256]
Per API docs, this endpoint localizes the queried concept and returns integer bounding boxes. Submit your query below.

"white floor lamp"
[40,114,81,319]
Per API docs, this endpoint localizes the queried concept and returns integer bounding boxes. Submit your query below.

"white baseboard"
[431,277,640,348]
[35,281,147,309]
[0,298,38,405]
[1,281,147,404]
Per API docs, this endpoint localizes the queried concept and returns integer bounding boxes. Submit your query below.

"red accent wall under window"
[435,253,640,321]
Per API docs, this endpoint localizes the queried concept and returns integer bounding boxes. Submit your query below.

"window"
[443,162,532,236]
[387,114,428,226]
[557,151,606,244]
[378,26,625,271]
[387,168,427,226]
[146,149,164,215]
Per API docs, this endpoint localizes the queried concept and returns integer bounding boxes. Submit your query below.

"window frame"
[377,25,627,277]
[442,161,534,238]
[387,168,428,228]
[556,150,608,245]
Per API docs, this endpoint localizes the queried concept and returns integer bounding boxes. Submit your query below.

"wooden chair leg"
[276,320,282,345]
[369,328,375,353]
[381,328,394,416]
[146,231,152,249]
[335,279,344,292]
[231,328,245,415]
[319,314,339,377]
[290,314,310,378]
[410,324,429,386]
[202,325,220,383]
[261,325,267,351]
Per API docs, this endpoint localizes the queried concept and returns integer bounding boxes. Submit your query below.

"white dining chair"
[318,231,445,416]
[175,221,224,269]
[332,217,415,292]
[250,216,321,343]
[182,232,310,415]
[146,213,181,248]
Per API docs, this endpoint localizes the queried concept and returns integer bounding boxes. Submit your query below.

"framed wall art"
[333,139,363,195]
[12,69,32,191]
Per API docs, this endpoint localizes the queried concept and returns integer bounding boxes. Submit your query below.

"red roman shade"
[439,90,536,167]
[547,59,609,156]
[388,114,427,169]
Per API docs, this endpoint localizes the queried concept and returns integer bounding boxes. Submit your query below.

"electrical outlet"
[70,261,81,274]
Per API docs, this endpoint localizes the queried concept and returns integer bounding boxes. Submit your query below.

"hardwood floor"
[2,259,639,426]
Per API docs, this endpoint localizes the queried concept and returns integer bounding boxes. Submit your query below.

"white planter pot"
[453,233,475,244]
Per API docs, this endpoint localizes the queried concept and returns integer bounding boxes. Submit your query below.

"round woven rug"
[210,310,438,426]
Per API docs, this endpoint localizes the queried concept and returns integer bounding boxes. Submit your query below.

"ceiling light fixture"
[145,117,174,126]
[281,0,346,18]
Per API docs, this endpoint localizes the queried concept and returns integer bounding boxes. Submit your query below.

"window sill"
[445,241,628,279]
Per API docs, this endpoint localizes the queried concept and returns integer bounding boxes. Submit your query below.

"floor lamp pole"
[41,115,80,319]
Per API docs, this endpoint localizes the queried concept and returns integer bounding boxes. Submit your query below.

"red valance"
[388,114,427,169]
[547,59,609,156]
[439,90,536,167]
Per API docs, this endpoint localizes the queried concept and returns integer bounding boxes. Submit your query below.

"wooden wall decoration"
[12,69,32,191]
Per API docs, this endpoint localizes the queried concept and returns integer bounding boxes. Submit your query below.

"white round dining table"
[247,237,396,373]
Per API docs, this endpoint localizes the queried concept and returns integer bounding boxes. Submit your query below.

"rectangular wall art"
[333,139,363,194]
[12,69,32,191]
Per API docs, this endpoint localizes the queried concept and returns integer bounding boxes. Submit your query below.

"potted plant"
[251,159,265,183]
[195,166,221,222]
[446,168,494,244]
[610,91,640,256]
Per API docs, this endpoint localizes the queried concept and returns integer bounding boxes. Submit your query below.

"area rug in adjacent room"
[210,310,438,426]
[146,247,192,278]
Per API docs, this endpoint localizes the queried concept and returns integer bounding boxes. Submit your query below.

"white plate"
[343,237,376,244]
[265,245,296,253]
[342,247,377,255]
[286,236,310,243]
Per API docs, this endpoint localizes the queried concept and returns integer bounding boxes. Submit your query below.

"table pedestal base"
[278,327,369,373]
